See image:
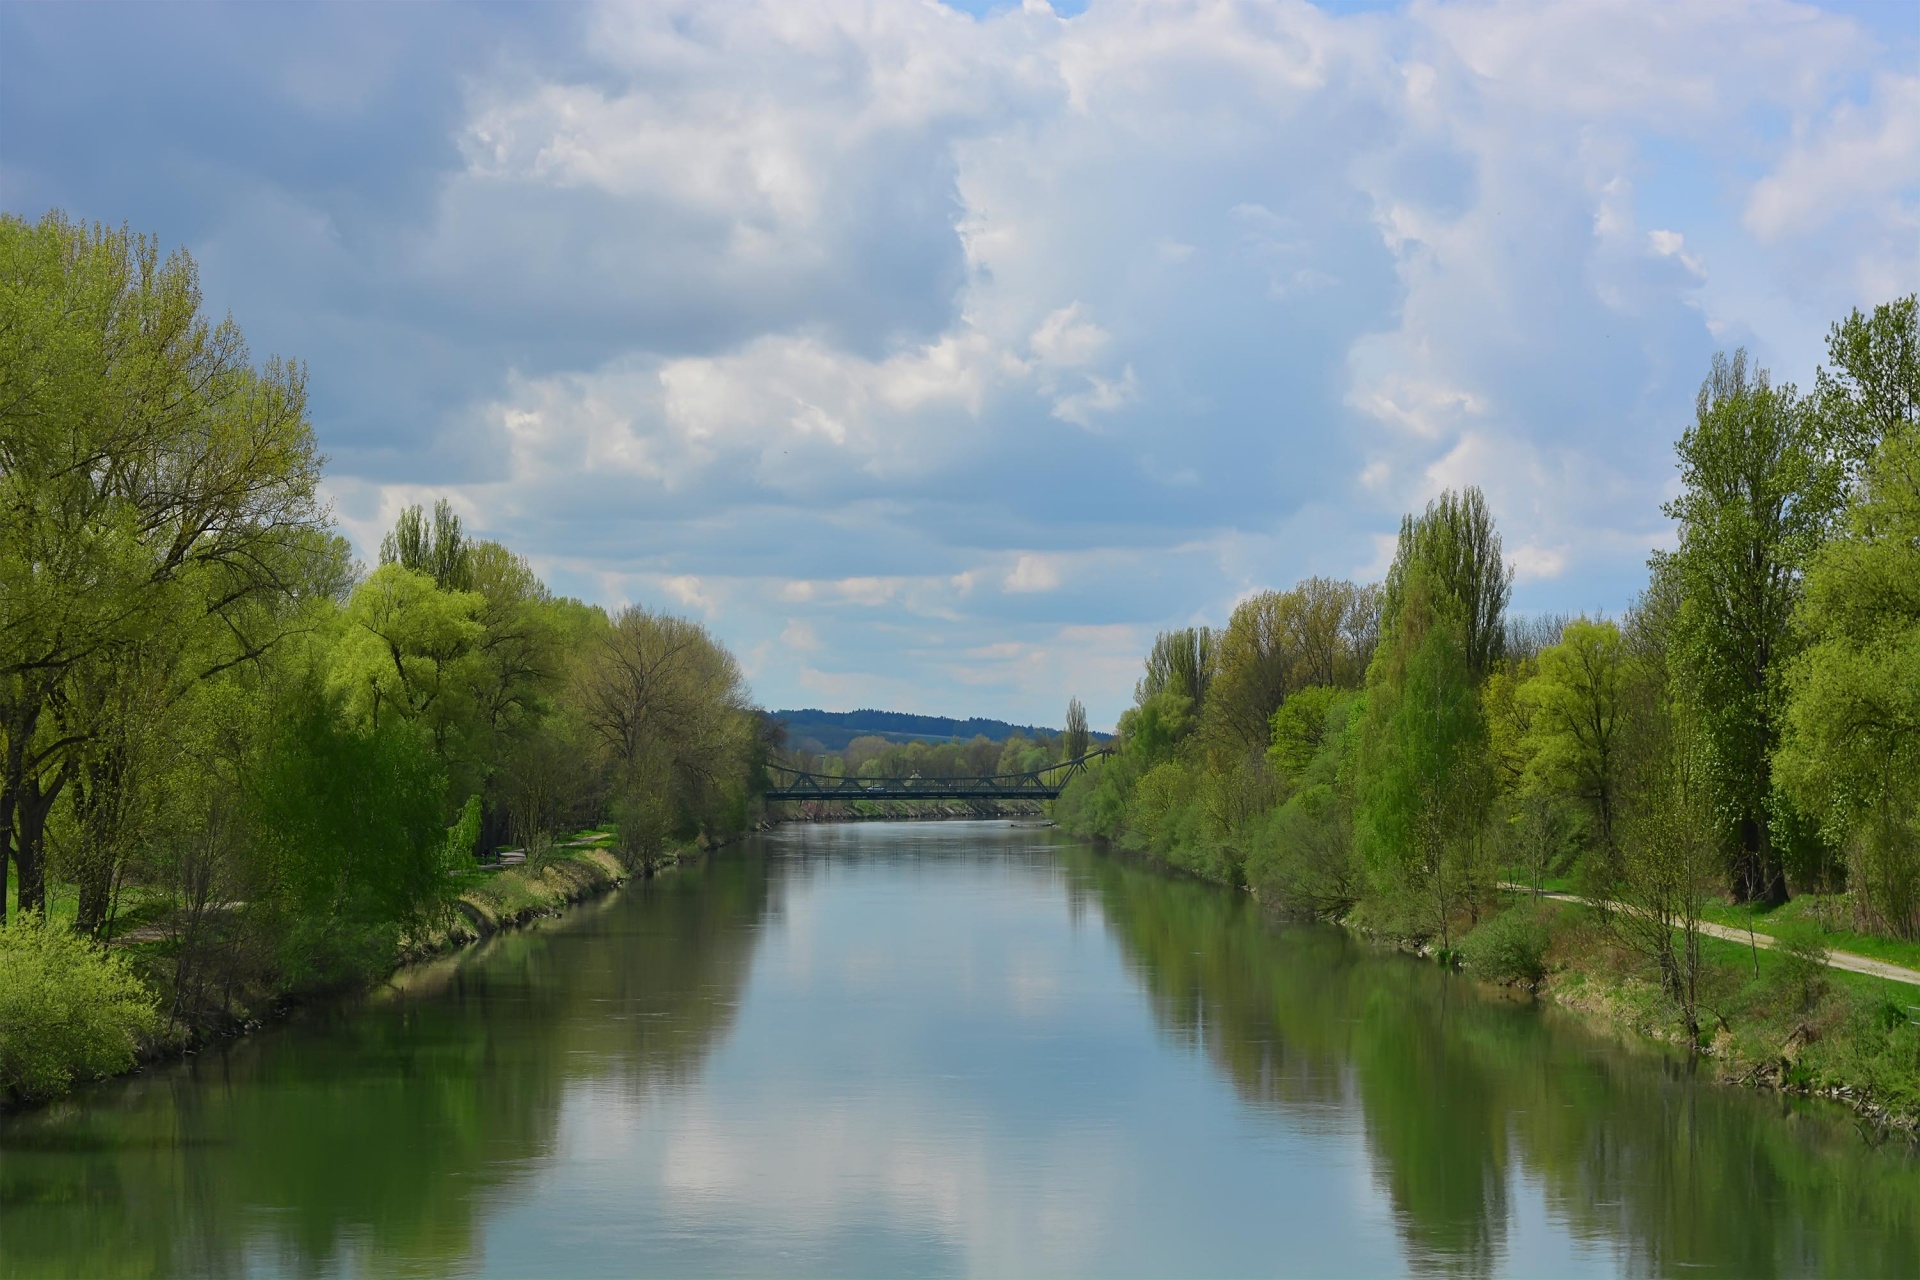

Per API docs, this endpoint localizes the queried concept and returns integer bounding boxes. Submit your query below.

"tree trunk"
[1731,815,1789,907]
[12,771,61,918]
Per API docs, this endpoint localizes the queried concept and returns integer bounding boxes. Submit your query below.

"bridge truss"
[763,748,1111,803]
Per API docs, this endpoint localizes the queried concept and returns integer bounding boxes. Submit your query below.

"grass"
[1510,898,1920,1126]
[1697,897,1920,973]
[1498,866,1920,974]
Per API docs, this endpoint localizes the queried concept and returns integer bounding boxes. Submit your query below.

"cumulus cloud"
[10,0,1912,724]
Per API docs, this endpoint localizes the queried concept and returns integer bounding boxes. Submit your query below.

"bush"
[1459,906,1552,988]
[0,913,159,1105]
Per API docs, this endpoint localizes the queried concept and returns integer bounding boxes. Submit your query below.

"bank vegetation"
[0,213,765,1106]
[1058,295,1920,1127]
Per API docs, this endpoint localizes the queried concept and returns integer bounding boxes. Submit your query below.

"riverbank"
[1067,825,1920,1137]
[1361,891,1920,1137]
[1508,896,1920,1137]
[1,836,689,1113]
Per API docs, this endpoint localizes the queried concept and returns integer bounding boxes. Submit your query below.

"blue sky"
[4,0,1915,729]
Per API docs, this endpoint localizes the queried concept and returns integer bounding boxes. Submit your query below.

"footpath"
[1505,885,1920,988]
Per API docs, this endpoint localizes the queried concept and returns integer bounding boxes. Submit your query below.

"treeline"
[785,728,1074,783]
[1060,296,1918,1054]
[0,212,762,1101]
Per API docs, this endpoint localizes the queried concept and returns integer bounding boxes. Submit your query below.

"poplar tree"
[1658,351,1840,904]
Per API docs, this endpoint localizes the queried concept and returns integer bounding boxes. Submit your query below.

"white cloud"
[662,574,717,615]
[1003,554,1062,594]
[132,0,1918,723]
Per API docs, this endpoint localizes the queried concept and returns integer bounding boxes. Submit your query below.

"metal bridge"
[763,748,1111,802]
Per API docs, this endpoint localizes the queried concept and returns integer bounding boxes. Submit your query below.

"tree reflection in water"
[0,855,773,1279]
[4,837,1917,1278]
[1068,846,1920,1277]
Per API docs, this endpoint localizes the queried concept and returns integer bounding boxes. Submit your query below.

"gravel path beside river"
[1506,886,1920,987]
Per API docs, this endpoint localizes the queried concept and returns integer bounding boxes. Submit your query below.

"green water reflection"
[1070,845,1920,1276]
[1,824,1914,1277]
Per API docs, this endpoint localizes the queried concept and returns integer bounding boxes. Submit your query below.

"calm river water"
[4,821,1918,1277]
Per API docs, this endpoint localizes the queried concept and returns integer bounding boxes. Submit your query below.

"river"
[3,821,1917,1277]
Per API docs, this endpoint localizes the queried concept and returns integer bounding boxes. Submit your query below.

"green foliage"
[0,210,765,1103]
[1457,906,1551,988]
[1117,690,1193,765]
[0,912,158,1103]
[380,498,474,591]
[1355,595,1495,944]
[1768,918,1832,1012]
[1379,488,1511,680]
[1518,618,1628,854]
[1267,685,1342,781]
[444,795,483,868]
[1778,305,1920,931]
[1660,349,1843,903]
[246,679,452,988]
[1203,579,1378,758]
[1064,696,1090,761]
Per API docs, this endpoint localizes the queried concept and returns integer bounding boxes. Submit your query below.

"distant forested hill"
[770,708,1108,753]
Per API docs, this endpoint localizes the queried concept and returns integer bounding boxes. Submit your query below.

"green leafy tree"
[1,212,324,921]
[380,498,474,591]
[1659,350,1842,904]
[1519,618,1628,858]
[1780,298,1920,935]
[329,563,486,753]
[1354,489,1509,942]
[1356,596,1494,946]
[1816,294,1917,485]
[1379,488,1512,681]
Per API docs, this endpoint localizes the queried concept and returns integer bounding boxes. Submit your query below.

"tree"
[1064,696,1089,760]
[1204,579,1379,760]
[1354,489,1510,943]
[1355,595,1493,947]
[328,563,486,753]
[1519,618,1628,858]
[1380,488,1512,681]
[1139,627,1214,708]
[1659,350,1841,904]
[1816,294,1917,487]
[1780,298,1920,936]
[576,606,756,857]
[1,212,324,921]
[380,499,473,591]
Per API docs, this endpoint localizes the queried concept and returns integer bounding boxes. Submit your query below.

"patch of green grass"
[1698,897,1920,973]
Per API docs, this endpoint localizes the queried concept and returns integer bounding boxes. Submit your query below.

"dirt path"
[1506,886,1920,988]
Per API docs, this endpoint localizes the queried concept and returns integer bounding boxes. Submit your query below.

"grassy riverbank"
[1496,897,1920,1132]
[1,831,688,1111]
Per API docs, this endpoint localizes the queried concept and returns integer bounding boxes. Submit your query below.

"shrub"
[0,913,159,1105]
[1459,906,1552,988]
